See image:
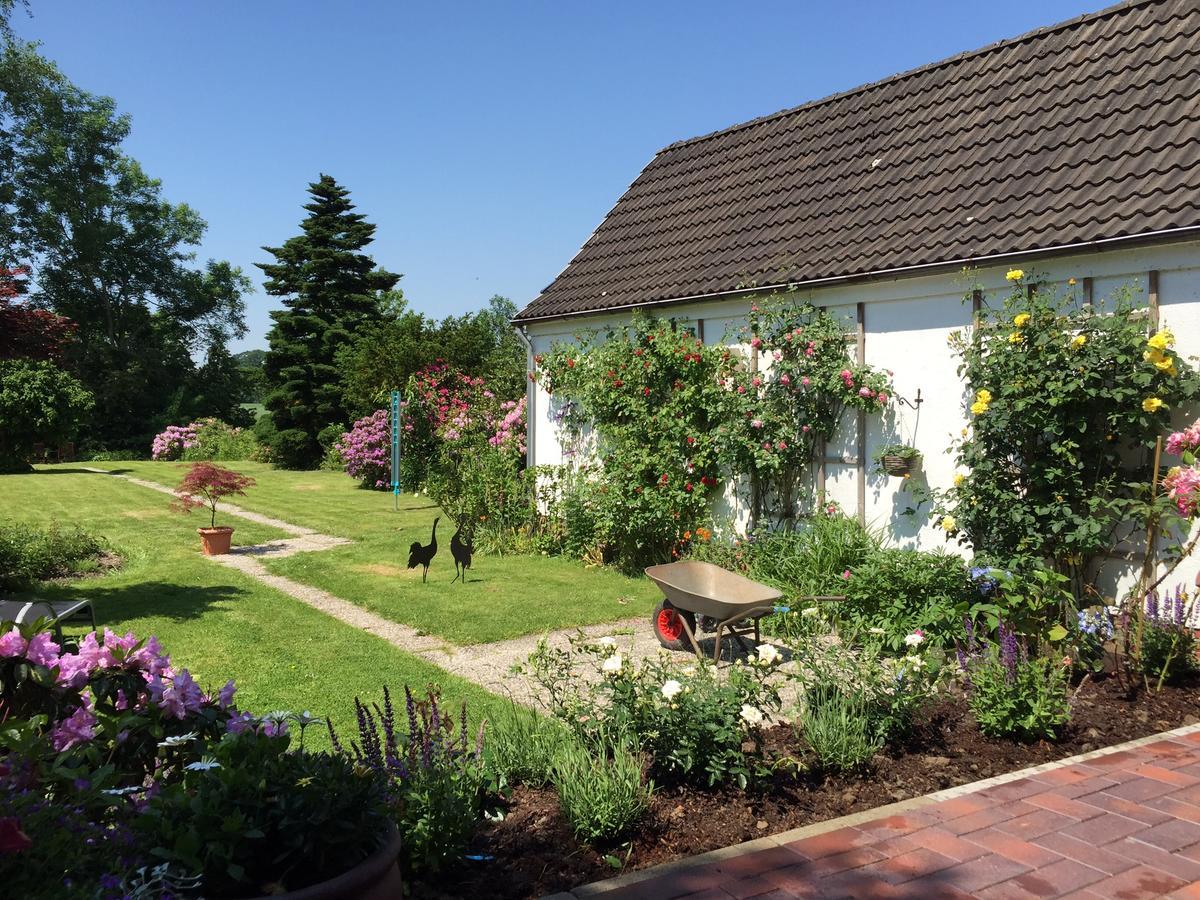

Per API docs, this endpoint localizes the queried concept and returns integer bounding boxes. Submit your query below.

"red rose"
[685,482,694,492]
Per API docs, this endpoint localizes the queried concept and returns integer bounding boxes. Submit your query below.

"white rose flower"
[905,654,925,671]
[868,627,886,635]
[740,704,764,726]
[601,653,623,674]
[597,636,616,647]
[756,644,780,665]
[801,607,819,618]
[661,679,683,700]
[903,631,925,647]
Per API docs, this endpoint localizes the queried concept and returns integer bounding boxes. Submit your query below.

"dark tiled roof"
[516,0,1200,322]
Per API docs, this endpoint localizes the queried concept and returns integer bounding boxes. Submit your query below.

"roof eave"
[512,225,1200,326]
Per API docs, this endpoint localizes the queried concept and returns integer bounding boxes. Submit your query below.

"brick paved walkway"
[578,728,1200,899]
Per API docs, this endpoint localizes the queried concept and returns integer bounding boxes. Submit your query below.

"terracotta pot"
[881,455,914,477]
[198,526,234,555]
[245,828,403,900]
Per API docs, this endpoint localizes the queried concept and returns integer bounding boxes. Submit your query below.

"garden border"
[546,720,1200,898]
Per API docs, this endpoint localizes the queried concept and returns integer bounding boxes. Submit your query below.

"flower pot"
[881,455,915,477]
[245,828,402,900]
[198,526,234,556]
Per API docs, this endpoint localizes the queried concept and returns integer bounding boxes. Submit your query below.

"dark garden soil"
[409,676,1200,900]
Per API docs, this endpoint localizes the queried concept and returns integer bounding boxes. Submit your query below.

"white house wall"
[523,238,1200,599]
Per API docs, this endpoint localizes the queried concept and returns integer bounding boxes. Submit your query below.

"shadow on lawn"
[29,467,135,476]
[25,580,248,625]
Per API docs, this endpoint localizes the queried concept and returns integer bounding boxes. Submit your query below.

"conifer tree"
[258,175,400,468]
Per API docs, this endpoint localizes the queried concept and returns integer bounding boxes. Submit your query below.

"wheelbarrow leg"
[676,612,705,660]
[712,624,723,662]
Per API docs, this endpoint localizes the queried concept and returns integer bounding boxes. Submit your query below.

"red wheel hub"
[657,608,684,641]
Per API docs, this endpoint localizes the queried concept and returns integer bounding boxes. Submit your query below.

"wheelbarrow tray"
[644,560,782,619]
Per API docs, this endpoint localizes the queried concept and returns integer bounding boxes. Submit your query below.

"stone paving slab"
[563,724,1200,899]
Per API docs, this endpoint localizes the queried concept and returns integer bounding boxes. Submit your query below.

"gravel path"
[84,467,776,704]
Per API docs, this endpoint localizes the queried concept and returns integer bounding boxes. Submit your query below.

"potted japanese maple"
[171,462,256,555]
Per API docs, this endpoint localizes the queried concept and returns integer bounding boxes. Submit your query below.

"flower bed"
[426,675,1200,899]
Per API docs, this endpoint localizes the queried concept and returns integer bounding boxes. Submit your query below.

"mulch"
[410,676,1200,899]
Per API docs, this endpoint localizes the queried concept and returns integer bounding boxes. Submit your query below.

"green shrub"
[0,520,107,592]
[83,449,142,462]
[485,699,572,788]
[800,686,884,772]
[551,728,653,844]
[180,418,261,462]
[839,548,975,651]
[961,623,1071,741]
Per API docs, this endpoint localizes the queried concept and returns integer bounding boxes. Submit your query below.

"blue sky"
[14,0,1101,351]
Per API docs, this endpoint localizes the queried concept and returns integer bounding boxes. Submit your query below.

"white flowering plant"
[519,635,783,788]
[782,627,944,747]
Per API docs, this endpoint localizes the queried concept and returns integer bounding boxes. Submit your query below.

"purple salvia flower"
[1146,590,1159,622]
[999,621,1019,684]
[1174,585,1185,626]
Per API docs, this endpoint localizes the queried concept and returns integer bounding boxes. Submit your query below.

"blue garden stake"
[391,389,401,512]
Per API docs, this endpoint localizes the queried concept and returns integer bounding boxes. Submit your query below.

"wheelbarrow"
[644,560,782,662]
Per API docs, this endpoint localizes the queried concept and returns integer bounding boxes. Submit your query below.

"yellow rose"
[1067,277,1077,286]
[1154,355,1174,372]
[961,427,968,436]
[1148,329,1175,351]
[976,389,992,403]
[1013,313,1031,328]
[940,515,956,532]
[970,400,989,415]
[1008,332,1024,344]
[1145,347,1164,364]
[1167,362,1178,378]
[1071,334,1087,349]
[953,473,965,486]
[1143,397,1165,413]
[1006,269,1024,282]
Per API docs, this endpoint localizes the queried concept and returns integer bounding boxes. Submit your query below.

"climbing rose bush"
[935,273,1200,596]
[537,303,894,567]
[337,409,391,489]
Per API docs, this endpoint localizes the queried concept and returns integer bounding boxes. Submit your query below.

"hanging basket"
[881,454,917,477]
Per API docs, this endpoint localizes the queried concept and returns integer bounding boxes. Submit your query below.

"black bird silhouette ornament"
[407,517,439,582]
[450,523,474,584]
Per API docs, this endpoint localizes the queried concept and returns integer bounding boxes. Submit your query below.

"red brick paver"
[580,730,1200,899]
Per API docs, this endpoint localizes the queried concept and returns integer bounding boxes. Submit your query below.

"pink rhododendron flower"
[0,628,27,659]
[151,669,205,720]
[24,633,59,669]
[218,679,237,710]
[51,705,96,752]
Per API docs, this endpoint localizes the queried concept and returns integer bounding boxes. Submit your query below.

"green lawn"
[84,460,661,643]
[0,468,510,748]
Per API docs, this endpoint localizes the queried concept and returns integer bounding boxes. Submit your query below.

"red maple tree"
[0,266,78,361]
[171,463,256,529]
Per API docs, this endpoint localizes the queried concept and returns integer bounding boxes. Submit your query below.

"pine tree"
[258,175,400,468]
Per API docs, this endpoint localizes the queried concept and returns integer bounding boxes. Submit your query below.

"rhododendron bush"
[337,409,390,489]
[932,273,1200,603]
[0,622,338,897]
[536,304,894,569]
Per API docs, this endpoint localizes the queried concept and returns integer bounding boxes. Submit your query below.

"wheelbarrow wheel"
[653,601,696,652]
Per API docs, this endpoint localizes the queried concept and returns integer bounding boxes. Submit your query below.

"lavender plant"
[957,620,1071,741]
[334,686,486,874]
[1135,587,1198,690]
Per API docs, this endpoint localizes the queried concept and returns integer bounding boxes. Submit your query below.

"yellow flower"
[961,427,968,437]
[1143,397,1165,413]
[940,515,956,532]
[1013,313,1031,328]
[953,473,965,486]
[1148,328,1175,351]
[1006,269,1024,282]
[1068,277,1077,286]
[976,389,992,403]
[970,399,989,415]
[1154,355,1175,372]
[1008,331,1024,344]
[1071,334,1087,349]
[1145,347,1164,364]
